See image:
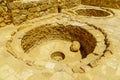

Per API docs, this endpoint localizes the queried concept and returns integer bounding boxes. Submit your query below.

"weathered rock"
[47,7,58,13]
[20,10,29,15]
[4,15,10,20]
[0,22,6,27]
[89,60,98,68]
[0,6,4,12]
[70,41,80,52]
[72,66,85,73]
[28,7,40,12]
[0,0,2,3]
[13,15,27,24]
[40,4,50,11]
[104,50,112,57]
[0,17,4,23]
[8,2,18,9]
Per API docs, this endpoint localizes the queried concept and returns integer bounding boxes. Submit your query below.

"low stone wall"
[61,0,81,9]
[1,0,120,27]
[0,0,81,27]
[81,0,120,9]
[7,0,58,25]
[0,0,12,27]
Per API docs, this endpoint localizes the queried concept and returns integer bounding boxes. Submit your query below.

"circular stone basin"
[7,22,107,70]
[75,9,112,17]
[21,24,96,59]
[51,51,65,61]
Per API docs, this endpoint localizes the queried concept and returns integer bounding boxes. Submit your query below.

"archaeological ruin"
[0,0,120,80]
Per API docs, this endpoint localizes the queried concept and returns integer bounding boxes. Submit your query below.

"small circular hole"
[51,51,65,62]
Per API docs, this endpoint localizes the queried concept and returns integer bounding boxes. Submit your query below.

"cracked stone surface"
[0,2,120,80]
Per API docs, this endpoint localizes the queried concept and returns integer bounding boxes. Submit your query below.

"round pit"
[21,24,97,58]
[51,51,65,62]
[75,9,111,17]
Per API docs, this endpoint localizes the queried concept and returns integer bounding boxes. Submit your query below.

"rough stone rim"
[6,23,106,71]
[64,5,114,18]
[5,13,111,72]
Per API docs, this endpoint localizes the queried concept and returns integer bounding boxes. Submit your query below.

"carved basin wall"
[21,24,96,58]
[6,18,107,71]
[75,9,111,17]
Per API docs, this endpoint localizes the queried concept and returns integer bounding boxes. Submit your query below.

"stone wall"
[0,0,81,27]
[60,0,81,9]
[7,0,57,25]
[1,0,120,27]
[0,0,12,27]
[81,0,120,9]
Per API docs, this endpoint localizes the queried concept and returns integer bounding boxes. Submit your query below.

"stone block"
[0,17,4,23]
[28,7,40,12]
[0,22,6,27]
